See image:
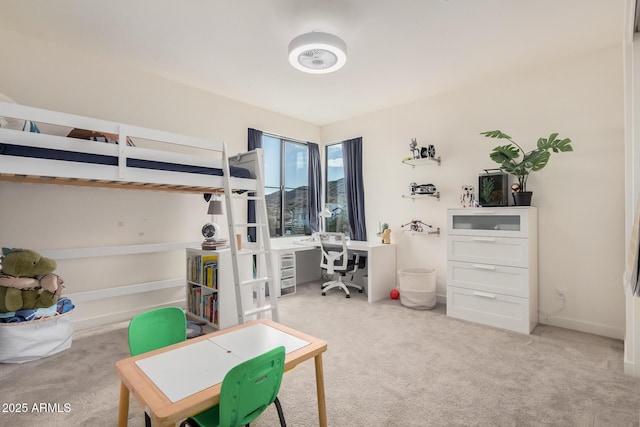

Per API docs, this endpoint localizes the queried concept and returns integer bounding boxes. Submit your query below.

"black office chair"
[319,232,363,298]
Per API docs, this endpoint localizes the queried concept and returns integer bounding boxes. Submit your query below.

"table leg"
[314,353,327,427]
[118,381,130,427]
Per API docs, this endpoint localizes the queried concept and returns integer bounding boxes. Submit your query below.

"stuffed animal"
[0,273,64,294]
[1,248,57,278]
[0,248,62,312]
[0,287,58,312]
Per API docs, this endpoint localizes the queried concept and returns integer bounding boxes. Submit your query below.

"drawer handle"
[472,237,496,242]
[472,264,496,270]
[472,291,496,299]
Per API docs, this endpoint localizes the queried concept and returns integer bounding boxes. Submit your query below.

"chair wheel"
[322,292,326,296]
[359,289,363,293]
[346,294,350,298]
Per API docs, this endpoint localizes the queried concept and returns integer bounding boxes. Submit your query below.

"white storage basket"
[0,311,73,363]
[398,268,437,309]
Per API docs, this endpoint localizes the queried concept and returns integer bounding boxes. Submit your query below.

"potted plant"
[480,130,573,206]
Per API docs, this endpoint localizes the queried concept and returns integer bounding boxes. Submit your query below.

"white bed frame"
[0,101,258,194]
[0,101,270,329]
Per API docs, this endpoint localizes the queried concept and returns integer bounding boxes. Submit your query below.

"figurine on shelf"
[381,227,391,244]
[460,185,475,208]
[401,220,432,233]
[409,138,420,159]
[377,222,391,244]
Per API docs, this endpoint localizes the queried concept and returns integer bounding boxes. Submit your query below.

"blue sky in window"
[327,144,344,182]
[263,135,309,192]
[263,135,280,192]
[284,142,307,189]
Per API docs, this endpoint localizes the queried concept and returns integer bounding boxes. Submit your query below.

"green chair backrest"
[219,346,286,427]
[128,306,187,356]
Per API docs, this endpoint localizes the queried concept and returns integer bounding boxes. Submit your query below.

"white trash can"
[398,268,436,309]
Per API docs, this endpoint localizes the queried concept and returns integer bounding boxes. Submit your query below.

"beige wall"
[322,46,626,339]
[0,28,320,329]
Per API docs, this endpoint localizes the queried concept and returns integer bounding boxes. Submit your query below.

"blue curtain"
[307,142,322,234]
[342,137,367,241]
[247,128,263,242]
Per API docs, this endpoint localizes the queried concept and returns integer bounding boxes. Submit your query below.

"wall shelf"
[402,228,440,236]
[402,156,441,167]
[402,192,440,201]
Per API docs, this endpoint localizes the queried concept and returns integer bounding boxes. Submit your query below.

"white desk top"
[293,238,393,251]
[270,236,394,252]
[135,323,310,403]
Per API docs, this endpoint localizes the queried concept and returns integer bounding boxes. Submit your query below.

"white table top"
[135,323,310,402]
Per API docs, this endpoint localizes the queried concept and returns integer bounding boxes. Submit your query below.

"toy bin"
[398,268,436,309]
[0,311,74,363]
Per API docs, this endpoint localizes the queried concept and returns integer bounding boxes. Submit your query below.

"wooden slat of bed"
[0,173,226,194]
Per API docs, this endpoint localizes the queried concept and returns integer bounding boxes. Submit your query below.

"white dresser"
[446,207,538,334]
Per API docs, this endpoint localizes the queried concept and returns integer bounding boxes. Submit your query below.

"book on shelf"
[203,255,218,288]
[201,239,229,250]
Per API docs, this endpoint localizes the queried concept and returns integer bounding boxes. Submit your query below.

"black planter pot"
[512,191,533,206]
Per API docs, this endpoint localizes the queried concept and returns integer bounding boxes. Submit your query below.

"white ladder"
[221,146,279,324]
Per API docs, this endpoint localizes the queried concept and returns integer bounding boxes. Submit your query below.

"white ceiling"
[0,0,625,125]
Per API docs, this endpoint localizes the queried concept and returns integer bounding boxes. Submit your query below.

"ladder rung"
[236,249,269,256]
[240,277,270,286]
[232,194,263,201]
[244,305,275,317]
[234,223,268,228]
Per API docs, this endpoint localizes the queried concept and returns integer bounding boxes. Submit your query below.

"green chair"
[128,306,187,357]
[181,346,287,427]
[128,306,187,427]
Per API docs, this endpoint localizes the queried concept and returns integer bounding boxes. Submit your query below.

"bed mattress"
[0,143,251,178]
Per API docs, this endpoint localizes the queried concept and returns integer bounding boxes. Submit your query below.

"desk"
[294,238,397,303]
[116,319,328,427]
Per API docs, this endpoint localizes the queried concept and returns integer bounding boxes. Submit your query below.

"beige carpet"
[0,281,639,427]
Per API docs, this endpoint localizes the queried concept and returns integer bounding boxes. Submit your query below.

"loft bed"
[0,100,271,329]
[0,101,259,194]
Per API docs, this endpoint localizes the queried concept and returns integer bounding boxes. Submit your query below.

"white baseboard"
[536,315,623,340]
[624,360,638,377]
[72,299,186,331]
[440,297,624,340]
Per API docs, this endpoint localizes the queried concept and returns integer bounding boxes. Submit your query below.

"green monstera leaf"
[481,130,573,192]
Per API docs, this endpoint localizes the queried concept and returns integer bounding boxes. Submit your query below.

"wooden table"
[116,319,328,426]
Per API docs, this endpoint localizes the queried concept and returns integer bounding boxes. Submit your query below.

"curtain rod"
[258,129,361,146]
[261,130,317,145]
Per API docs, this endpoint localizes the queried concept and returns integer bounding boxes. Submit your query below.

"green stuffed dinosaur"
[0,248,59,312]
[1,248,57,277]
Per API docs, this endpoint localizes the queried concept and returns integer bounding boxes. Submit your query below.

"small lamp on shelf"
[202,195,227,250]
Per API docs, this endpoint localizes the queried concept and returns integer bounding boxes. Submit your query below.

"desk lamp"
[318,205,332,234]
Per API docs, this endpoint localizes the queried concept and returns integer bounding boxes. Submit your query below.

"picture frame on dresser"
[478,170,509,207]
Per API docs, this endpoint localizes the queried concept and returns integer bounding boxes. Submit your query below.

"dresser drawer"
[281,277,295,289]
[281,267,295,280]
[446,285,534,334]
[280,254,295,269]
[447,235,529,267]
[448,207,533,238]
[447,260,529,298]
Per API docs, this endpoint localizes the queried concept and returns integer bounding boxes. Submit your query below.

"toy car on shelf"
[409,182,437,195]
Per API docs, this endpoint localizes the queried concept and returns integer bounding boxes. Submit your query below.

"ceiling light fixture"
[288,31,347,74]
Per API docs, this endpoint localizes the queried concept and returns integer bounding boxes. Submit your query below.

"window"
[325,143,350,236]
[263,134,309,237]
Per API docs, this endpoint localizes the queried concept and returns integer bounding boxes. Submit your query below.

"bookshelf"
[185,248,253,329]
